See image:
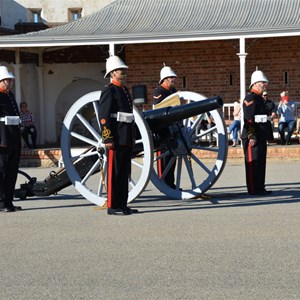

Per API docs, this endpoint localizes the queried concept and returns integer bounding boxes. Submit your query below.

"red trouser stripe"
[157,150,163,178]
[247,144,255,194]
[107,149,114,208]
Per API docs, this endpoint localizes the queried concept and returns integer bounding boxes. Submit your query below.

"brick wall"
[125,36,300,108]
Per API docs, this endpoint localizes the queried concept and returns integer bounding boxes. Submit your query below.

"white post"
[36,50,45,145]
[109,43,115,56]
[237,37,248,145]
[13,49,22,105]
[237,37,247,102]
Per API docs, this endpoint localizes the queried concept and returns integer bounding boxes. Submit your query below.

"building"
[0,0,114,145]
[0,0,299,145]
[0,0,114,28]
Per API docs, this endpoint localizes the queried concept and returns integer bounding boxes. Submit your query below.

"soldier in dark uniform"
[262,91,277,143]
[0,66,22,212]
[241,70,273,195]
[153,65,178,189]
[99,56,138,215]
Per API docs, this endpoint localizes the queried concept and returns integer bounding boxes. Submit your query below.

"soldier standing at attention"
[241,70,273,195]
[0,66,22,212]
[99,56,138,215]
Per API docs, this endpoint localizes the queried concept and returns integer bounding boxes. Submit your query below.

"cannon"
[57,90,228,207]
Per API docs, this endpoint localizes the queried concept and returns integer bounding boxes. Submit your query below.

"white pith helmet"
[0,66,15,81]
[249,70,268,88]
[159,65,177,84]
[104,56,128,78]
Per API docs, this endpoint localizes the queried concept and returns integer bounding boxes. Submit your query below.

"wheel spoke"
[153,150,170,162]
[189,152,211,174]
[81,159,101,184]
[71,149,99,161]
[160,156,176,180]
[186,114,203,138]
[175,156,182,189]
[92,101,101,131]
[183,155,197,189]
[70,131,98,147]
[132,159,144,169]
[76,113,101,141]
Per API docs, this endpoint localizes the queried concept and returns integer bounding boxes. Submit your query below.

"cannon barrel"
[143,96,223,132]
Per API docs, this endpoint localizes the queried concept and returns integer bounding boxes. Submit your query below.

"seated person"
[296,118,300,135]
[295,106,300,135]
[20,102,37,149]
[277,90,296,145]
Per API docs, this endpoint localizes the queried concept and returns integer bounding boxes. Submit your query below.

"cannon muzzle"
[143,96,223,132]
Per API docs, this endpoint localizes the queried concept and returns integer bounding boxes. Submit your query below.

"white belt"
[110,112,134,123]
[254,115,269,123]
[0,116,21,125]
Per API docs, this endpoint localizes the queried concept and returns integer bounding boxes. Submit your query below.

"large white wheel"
[151,91,228,199]
[61,91,153,206]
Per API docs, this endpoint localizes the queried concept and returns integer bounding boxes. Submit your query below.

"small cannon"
[59,90,228,206]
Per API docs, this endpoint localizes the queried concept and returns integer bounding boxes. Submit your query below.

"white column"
[13,49,22,105]
[12,63,22,105]
[237,37,248,142]
[237,37,247,101]
[109,43,115,56]
[36,50,45,144]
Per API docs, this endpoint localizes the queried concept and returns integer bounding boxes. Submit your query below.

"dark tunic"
[153,85,177,105]
[0,91,21,209]
[241,91,272,194]
[0,91,21,149]
[98,83,134,209]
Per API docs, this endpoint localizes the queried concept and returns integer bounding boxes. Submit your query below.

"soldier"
[262,91,277,144]
[153,65,178,189]
[0,66,22,212]
[99,56,138,215]
[153,65,177,106]
[241,70,273,195]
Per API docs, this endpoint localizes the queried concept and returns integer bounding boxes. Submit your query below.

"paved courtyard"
[1,160,299,299]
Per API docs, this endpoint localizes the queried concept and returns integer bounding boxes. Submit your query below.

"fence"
[223,101,300,140]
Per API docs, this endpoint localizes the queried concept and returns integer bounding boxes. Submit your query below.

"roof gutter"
[0,29,300,48]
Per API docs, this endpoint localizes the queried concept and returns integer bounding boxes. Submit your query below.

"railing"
[223,101,300,140]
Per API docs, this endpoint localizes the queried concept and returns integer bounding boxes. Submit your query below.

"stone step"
[20,143,300,168]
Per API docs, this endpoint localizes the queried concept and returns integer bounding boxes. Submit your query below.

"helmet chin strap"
[2,79,13,91]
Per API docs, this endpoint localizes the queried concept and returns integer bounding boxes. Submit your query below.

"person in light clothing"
[277,90,296,145]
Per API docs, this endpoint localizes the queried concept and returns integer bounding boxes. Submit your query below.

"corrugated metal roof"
[1,0,300,47]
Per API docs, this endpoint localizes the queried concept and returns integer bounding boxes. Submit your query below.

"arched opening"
[55,78,105,145]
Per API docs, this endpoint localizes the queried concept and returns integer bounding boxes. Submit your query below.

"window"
[284,71,289,85]
[29,9,42,23]
[69,8,82,21]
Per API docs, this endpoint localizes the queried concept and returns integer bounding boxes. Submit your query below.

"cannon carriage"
[15,90,228,205]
